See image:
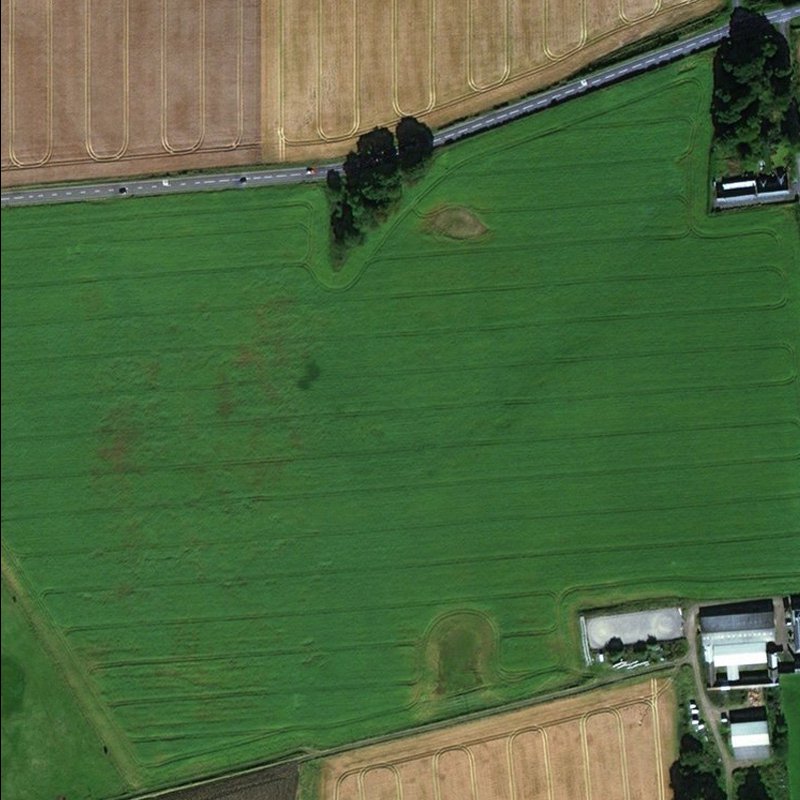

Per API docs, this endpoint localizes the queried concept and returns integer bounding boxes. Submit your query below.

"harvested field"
[3,56,799,797]
[0,0,261,187]
[1,0,721,185]
[263,0,722,163]
[319,679,676,800]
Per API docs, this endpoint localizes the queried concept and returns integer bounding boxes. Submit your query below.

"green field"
[2,55,799,797]
[785,674,800,800]
[1,584,127,799]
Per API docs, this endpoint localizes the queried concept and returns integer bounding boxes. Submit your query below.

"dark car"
[119,187,128,194]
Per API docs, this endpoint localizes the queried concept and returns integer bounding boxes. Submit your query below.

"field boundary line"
[84,0,130,161]
[1,543,144,788]
[8,0,54,168]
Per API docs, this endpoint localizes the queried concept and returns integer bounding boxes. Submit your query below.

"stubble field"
[1,0,720,186]
[0,0,262,187]
[320,678,675,800]
[263,0,722,163]
[2,56,799,797]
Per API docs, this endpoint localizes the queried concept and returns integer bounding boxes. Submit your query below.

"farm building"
[713,169,795,208]
[786,595,800,656]
[699,600,776,688]
[728,707,770,761]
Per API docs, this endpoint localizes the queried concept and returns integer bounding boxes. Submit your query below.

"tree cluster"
[735,768,771,800]
[326,117,434,249]
[668,734,725,800]
[711,8,796,159]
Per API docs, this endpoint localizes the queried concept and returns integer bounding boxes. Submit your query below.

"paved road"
[2,5,798,208]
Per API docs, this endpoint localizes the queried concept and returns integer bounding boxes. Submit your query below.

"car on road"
[239,176,248,184]
[118,187,128,194]
[305,166,317,175]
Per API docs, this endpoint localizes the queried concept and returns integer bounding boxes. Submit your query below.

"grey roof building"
[699,600,775,635]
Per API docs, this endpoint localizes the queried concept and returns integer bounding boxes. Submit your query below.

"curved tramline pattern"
[263,0,720,165]
[321,679,675,800]
[391,0,436,118]
[315,0,360,142]
[160,0,206,154]
[84,0,130,162]
[3,58,799,793]
[7,0,53,168]
[467,0,510,92]
[3,0,261,186]
[0,0,720,182]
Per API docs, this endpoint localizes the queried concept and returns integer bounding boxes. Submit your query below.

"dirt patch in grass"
[423,206,489,240]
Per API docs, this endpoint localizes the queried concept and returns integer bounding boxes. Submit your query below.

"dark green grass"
[2,55,799,795]
[1,585,126,800]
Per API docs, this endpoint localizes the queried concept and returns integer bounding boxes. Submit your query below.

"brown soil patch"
[154,763,298,800]
[320,678,676,800]
[2,0,720,186]
[424,206,489,240]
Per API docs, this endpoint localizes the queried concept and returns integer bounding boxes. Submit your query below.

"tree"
[711,8,792,142]
[633,639,647,654]
[783,98,800,144]
[396,116,434,171]
[330,199,359,244]
[344,127,400,209]
[736,768,770,800]
[604,637,624,656]
[326,168,342,194]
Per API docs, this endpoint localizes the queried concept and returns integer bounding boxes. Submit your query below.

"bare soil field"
[319,678,676,800]
[2,0,719,186]
[0,0,262,187]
